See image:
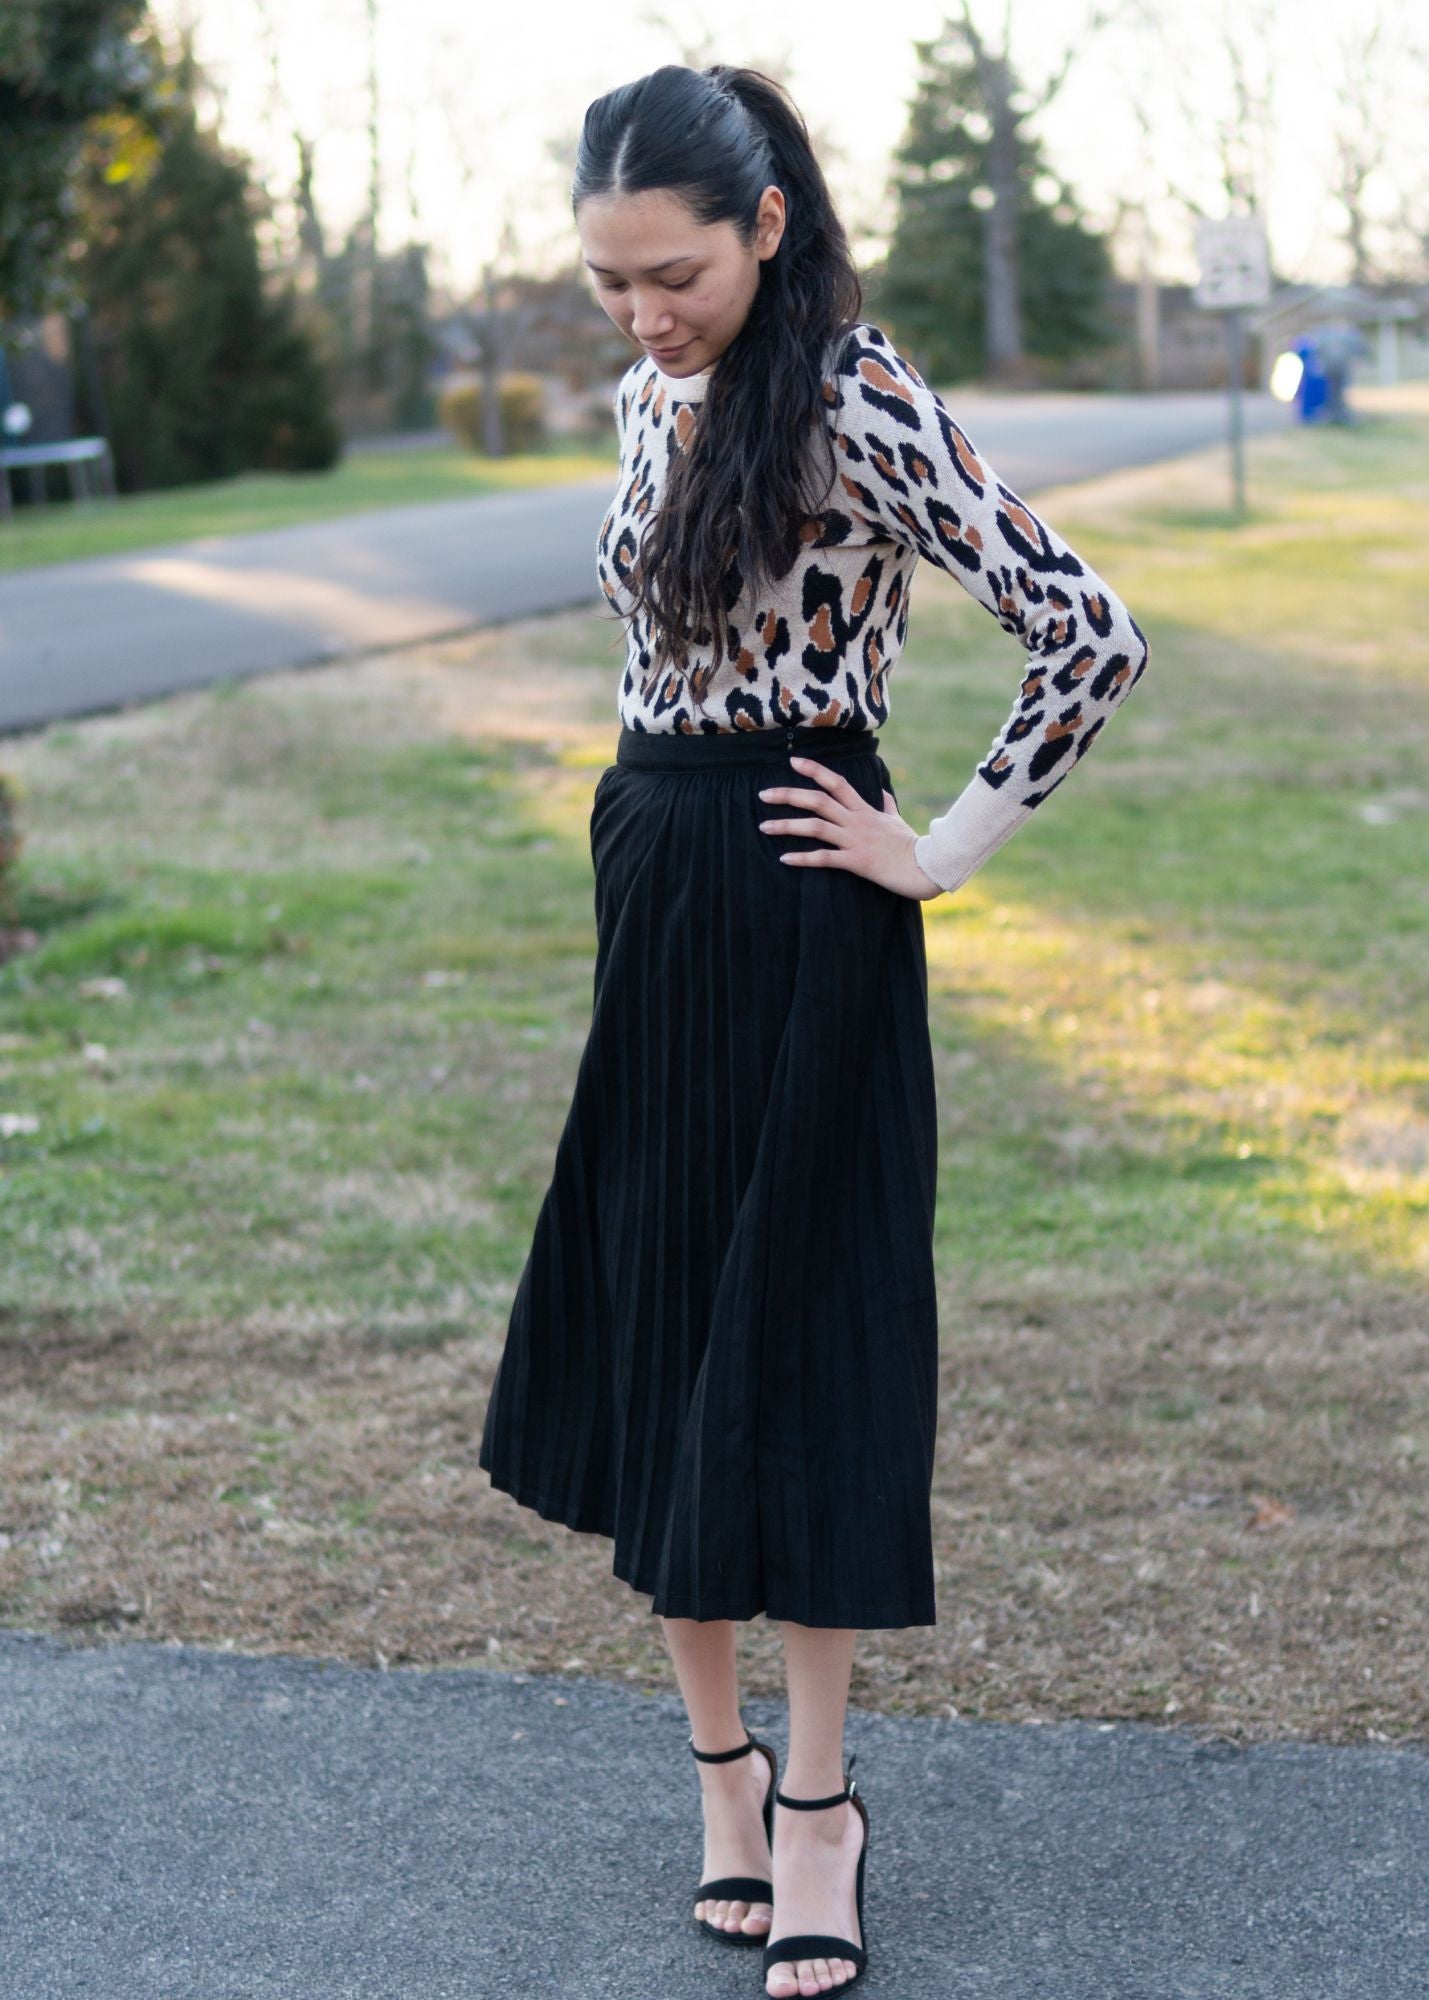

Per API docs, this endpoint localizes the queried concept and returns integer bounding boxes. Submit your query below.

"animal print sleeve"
[828,325,1151,897]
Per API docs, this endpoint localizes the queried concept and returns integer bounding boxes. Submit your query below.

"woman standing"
[479,62,1150,1998]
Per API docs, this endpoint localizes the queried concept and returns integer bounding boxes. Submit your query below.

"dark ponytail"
[572,64,863,696]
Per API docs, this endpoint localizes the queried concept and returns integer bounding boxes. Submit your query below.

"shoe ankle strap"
[688,1727,757,1763]
[775,1750,858,1809]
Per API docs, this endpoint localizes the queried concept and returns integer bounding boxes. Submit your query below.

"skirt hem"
[482,1469,938,1631]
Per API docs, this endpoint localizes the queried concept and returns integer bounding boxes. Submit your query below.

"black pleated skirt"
[477,722,940,1628]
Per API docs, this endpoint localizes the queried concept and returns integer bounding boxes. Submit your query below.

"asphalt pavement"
[1,1627,1424,1998]
[0,392,1291,738]
[0,480,614,738]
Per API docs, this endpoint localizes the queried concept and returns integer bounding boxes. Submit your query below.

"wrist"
[903,828,948,901]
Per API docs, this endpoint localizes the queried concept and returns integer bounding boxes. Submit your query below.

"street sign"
[1192,215,1271,518]
[1193,216,1271,311]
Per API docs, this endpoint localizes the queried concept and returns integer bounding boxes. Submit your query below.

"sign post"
[1193,216,1271,519]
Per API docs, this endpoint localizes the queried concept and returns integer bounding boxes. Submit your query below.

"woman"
[479,62,1150,1999]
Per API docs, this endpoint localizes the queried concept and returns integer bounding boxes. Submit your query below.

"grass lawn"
[0,391,1425,1745]
[0,436,616,573]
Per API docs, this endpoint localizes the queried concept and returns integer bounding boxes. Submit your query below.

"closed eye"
[599,274,698,293]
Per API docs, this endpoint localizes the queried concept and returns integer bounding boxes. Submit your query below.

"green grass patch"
[2,404,1424,1319]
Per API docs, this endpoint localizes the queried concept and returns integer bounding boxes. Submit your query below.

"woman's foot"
[764,1790,864,1996]
[693,1741,775,1939]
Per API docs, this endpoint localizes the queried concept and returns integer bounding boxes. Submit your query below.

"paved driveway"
[0,393,1290,737]
[1,1628,1423,1998]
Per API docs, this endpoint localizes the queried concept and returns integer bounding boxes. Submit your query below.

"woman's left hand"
[757,755,945,901]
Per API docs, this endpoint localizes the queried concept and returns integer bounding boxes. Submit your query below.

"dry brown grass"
[2,1260,1423,1746]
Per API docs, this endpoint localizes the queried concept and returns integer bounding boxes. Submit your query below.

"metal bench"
[0,436,117,519]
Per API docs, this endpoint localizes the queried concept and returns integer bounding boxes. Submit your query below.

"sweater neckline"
[648,354,711,404]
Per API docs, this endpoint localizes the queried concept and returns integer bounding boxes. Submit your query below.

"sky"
[149,0,1425,303]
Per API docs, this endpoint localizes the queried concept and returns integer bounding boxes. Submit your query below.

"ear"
[756,184,786,260]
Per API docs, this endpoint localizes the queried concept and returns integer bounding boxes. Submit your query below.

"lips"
[650,341,689,363]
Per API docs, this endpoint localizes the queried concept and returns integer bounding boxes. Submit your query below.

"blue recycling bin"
[1292,336,1328,423]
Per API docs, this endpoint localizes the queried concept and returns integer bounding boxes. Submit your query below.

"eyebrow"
[583,253,700,277]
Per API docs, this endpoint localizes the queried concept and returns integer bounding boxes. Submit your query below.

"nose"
[629,295,676,345]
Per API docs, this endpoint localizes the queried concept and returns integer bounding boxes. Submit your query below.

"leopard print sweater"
[595,318,1151,896]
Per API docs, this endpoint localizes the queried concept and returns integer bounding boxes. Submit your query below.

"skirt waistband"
[615,722,881,771]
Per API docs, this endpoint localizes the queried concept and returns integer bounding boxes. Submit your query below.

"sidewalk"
[1,1628,1424,1997]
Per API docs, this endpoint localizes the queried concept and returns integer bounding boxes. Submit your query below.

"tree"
[1320,9,1429,285]
[0,0,156,320]
[246,0,434,435]
[878,11,1119,383]
[71,24,340,489]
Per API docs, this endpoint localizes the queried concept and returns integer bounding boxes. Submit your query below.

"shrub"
[437,372,547,454]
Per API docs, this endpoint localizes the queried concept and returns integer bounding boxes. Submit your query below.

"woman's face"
[578,184,785,376]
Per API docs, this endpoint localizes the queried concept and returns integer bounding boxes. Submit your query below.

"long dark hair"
[572,64,863,696]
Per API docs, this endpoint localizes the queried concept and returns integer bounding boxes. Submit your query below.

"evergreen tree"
[73,26,340,489]
[878,22,1117,382]
[0,0,154,321]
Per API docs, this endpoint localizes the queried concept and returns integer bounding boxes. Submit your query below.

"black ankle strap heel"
[763,1751,870,1988]
[688,1725,778,1947]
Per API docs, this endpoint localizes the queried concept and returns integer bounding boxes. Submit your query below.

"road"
[0,392,1290,738]
[0,1629,1423,1999]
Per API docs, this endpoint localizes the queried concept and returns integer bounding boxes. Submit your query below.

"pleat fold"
[478,726,940,1629]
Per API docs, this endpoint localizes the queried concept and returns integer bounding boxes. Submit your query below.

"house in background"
[1244,284,1429,390]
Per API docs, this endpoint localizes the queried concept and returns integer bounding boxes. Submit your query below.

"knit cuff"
[912,778,1035,898]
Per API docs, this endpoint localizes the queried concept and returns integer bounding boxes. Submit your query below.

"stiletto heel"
[761,1751,870,1990]
[688,1725,778,1945]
